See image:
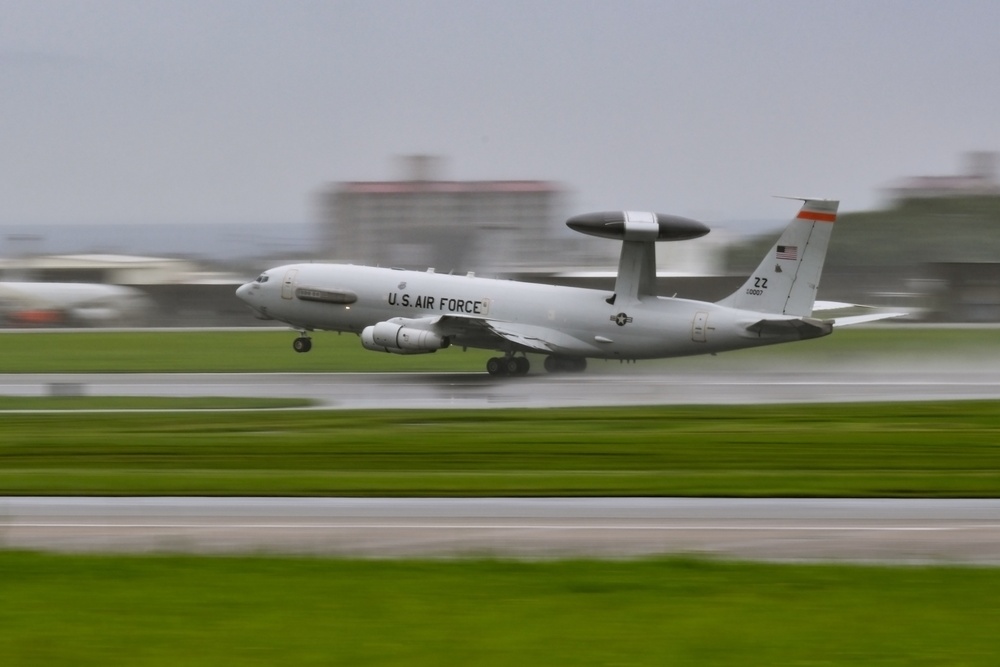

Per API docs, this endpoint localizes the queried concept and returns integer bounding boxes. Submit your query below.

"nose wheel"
[292,336,312,353]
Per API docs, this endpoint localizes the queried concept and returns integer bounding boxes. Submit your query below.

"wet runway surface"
[4,366,1000,409]
[4,497,999,563]
[4,364,999,562]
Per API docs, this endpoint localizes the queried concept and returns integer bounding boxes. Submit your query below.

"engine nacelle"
[361,321,450,355]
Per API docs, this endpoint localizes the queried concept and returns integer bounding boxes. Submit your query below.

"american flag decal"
[776,245,798,261]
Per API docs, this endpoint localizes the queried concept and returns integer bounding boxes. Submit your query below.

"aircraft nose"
[235,282,254,302]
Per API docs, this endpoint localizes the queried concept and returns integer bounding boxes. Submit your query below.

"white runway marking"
[9,523,1000,533]
[8,522,1000,532]
[5,498,1000,562]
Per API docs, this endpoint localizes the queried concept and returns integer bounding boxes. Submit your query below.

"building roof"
[336,180,562,195]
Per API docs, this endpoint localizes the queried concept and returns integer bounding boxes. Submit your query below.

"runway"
[4,365,1000,409]
[4,364,999,563]
[3,497,999,563]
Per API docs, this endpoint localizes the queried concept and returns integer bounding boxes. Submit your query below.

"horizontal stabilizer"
[811,301,908,327]
[830,312,907,327]
[746,317,832,340]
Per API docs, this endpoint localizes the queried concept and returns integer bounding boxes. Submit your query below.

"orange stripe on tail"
[798,210,837,222]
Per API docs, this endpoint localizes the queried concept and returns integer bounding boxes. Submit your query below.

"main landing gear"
[292,335,312,353]
[486,355,530,376]
[543,356,587,373]
[485,355,589,376]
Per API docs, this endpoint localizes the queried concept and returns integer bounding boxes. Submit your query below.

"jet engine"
[361,320,450,354]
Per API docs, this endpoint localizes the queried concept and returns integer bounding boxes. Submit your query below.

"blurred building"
[885,151,1000,203]
[929,263,1000,322]
[0,254,250,328]
[319,156,566,273]
[0,254,200,285]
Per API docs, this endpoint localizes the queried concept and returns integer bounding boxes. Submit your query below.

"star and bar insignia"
[611,312,633,326]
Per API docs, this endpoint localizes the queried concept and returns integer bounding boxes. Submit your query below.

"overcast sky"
[3,0,999,228]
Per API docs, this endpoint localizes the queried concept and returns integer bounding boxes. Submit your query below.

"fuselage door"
[281,269,298,300]
[692,311,709,343]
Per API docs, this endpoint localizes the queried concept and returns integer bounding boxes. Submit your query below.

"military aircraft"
[236,198,900,375]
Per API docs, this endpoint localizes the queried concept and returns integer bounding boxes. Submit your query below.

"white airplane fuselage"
[236,262,816,361]
[236,199,891,375]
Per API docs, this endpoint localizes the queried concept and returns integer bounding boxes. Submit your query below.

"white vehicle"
[236,198,899,375]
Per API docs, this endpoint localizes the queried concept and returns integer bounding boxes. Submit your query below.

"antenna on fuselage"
[565,210,710,303]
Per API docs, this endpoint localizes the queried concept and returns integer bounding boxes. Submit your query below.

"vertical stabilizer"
[718,198,839,316]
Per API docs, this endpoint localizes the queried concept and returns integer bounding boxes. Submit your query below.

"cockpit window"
[256,274,270,283]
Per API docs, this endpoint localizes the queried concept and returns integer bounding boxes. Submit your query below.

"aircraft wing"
[437,315,595,355]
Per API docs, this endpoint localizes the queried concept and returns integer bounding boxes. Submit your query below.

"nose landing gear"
[292,335,312,353]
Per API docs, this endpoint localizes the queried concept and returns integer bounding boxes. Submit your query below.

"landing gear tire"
[486,357,506,376]
[544,356,586,373]
[487,356,530,376]
[293,336,313,353]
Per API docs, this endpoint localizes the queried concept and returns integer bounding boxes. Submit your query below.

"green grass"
[2,552,999,666]
[6,330,996,666]
[2,328,998,497]
[0,330,493,372]
[2,402,1000,496]
[0,326,996,373]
